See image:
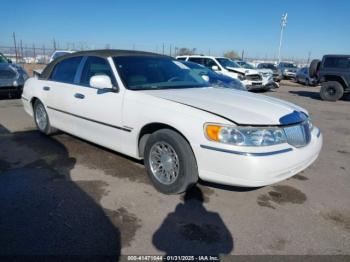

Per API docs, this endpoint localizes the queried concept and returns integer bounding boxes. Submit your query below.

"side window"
[188,57,204,65]
[80,56,115,86]
[324,57,350,69]
[204,58,219,69]
[50,56,82,83]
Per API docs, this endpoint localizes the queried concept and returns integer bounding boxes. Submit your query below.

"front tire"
[33,100,57,135]
[144,129,198,194]
[320,81,344,101]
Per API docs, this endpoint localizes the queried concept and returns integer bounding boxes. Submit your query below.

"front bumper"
[0,85,23,95]
[283,71,296,78]
[193,127,322,187]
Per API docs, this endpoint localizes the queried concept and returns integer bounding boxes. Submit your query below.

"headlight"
[237,74,246,81]
[205,124,287,146]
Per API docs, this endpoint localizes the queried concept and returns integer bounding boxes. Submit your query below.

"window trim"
[77,56,118,91]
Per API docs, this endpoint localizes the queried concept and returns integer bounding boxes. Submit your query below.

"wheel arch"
[137,122,192,158]
[322,75,348,90]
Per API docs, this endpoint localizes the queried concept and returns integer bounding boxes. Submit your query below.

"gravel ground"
[0,83,349,258]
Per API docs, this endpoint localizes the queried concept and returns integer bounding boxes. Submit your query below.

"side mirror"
[8,59,12,64]
[90,75,114,90]
[211,65,219,71]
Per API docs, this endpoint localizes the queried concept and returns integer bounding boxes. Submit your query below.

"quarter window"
[80,56,115,86]
[50,56,82,83]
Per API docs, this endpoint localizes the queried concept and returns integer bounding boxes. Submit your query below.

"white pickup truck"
[176,55,275,91]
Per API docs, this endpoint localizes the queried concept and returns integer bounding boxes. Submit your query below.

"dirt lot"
[0,84,349,258]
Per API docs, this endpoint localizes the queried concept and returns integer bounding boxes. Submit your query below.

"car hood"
[256,68,273,74]
[225,66,260,75]
[141,87,308,125]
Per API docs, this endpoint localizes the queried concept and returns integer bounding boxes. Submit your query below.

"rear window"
[324,57,350,69]
[50,56,82,83]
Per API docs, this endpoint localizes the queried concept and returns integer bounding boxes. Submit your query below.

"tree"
[223,50,239,60]
[178,47,196,56]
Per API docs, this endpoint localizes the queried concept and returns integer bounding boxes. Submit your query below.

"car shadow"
[289,90,322,100]
[199,180,262,192]
[0,124,121,259]
[152,186,234,257]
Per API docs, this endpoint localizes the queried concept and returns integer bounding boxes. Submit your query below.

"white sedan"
[22,50,323,194]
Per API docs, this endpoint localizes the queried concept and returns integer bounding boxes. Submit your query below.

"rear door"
[42,56,83,132]
[65,56,125,151]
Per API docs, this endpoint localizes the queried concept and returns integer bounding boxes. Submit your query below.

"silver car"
[0,53,29,98]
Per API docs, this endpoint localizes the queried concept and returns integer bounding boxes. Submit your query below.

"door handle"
[43,86,50,91]
[74,93,85,99]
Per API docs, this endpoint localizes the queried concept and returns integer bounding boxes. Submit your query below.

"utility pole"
[33,44,36,63]
[20,40,23,62]
[169,44,172,56]
[162,43,165,55]
[307,51,311,64]
[53,38,57,51]
[278,13,288,64]
[241,50,245,60]
[12,32,18,63]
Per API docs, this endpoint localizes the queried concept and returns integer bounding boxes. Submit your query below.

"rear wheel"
[33,100,57,135]
[320,81,344,101]
[144,129,198,194]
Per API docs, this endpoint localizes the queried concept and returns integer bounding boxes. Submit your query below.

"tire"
[144,129,198,194]
[305,79,310,86]
[309,59,321,78]
[33,100,57,135]
[320,81,344,101]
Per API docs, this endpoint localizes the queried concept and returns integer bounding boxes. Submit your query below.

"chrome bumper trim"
[200,145,293,157]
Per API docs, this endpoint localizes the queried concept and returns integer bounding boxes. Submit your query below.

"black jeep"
[310,55,350,101]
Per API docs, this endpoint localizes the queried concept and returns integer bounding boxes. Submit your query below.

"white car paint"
[22,54,322,188]
[176,55,273,90]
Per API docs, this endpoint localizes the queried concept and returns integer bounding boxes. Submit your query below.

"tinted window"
[80,56,115,86]
[324,57,350,69]
[188,57,204,65]
[50,56,82,83]
[203,58,219,68]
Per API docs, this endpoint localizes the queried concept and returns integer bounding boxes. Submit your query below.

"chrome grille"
[0,69,16,80]
[246,74,262,81]
[283,122,311,148]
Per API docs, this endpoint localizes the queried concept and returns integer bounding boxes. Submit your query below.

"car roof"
[41,49,170,80]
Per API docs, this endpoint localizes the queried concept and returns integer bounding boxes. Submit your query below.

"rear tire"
[144,129,198,194]
[33,100,57,135]
[320,81,344,101]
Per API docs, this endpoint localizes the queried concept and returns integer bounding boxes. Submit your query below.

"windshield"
[281,63,297,68]
[215,58,240,68]
[259,63,277,70]
[181,61,246,91]
[0,54,9,63]
[239,62,255,69]
[113,56,209,90]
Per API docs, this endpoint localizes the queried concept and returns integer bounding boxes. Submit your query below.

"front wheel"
[33,100,57,135]
[144,129,198,194]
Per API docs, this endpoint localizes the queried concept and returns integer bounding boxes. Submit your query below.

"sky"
[1,0,349,60]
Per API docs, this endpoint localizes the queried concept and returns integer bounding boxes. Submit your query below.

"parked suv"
[309,55,350,101]
[176,55,274,91]
[0,53,29,98]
